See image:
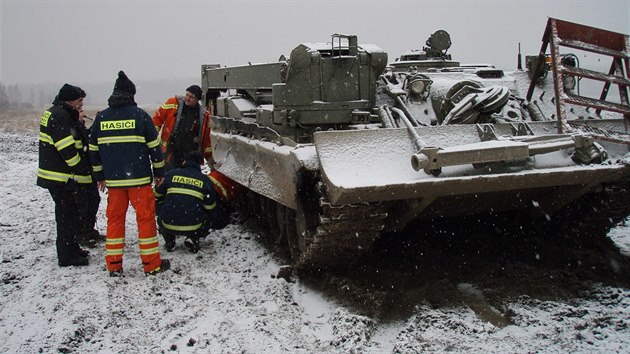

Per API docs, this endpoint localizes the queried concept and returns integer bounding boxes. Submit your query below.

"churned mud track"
[289,190,630,327]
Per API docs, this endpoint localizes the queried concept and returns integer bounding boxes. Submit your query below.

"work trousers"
[157,215,213,241]
[48,186,82,263]
[105,185,161,273]
[76,181,101,234]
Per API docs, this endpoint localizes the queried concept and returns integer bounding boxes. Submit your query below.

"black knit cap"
[114,70,136,95]
[186,85,202,100]
[58,83,83,101]
[182,151,203,167]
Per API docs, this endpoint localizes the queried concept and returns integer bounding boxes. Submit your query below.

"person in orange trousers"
[105,187,161,274]
[89,71,169,277]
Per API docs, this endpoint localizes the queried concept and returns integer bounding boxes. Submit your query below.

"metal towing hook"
[411,147,443,176]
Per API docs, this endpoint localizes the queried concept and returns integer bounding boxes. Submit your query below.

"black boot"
[145,259,171,276]
[77,228,105,248]
[163,233,176,252]
[109,269,124,277]
[58,241,89,267]
[59,255,89,267]
[184,237,200,253]
[73,244,90,257]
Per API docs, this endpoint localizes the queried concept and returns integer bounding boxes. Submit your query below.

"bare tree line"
[0,78,198,111]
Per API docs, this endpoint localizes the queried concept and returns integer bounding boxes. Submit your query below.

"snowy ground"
[0,112,629,353]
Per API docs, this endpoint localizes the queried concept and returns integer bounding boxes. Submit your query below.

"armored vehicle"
[202,18,630,269]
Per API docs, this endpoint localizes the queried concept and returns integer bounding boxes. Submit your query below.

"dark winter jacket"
[154,163,228,232]
[37,98,93,189]
[89,92,165,188]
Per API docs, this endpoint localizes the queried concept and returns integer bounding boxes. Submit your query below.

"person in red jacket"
[153,85,212,171]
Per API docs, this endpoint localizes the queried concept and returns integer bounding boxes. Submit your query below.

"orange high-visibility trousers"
[105,185,162,273]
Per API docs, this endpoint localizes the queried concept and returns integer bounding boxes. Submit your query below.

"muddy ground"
[264,207,630,322]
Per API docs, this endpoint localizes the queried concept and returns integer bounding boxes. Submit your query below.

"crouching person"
[154,151,229,253]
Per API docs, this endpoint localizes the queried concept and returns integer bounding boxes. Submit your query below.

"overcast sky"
[1,0,628,87]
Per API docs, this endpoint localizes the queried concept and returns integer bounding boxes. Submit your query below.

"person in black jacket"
[37,84,93,267]
[154,151,229,253]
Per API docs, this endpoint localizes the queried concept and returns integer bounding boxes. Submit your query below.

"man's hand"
[78,109,86,124]
[154,177,164,186]
[97,180,106,192]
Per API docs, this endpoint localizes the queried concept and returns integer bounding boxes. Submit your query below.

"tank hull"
[204,27,630,268]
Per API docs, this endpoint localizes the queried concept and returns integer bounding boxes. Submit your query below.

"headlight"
[563,75,576,91]
[409,80,426,95]
[406,74,432,99]
[409,80,434,95]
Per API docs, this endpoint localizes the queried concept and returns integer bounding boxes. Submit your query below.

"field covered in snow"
[0,111,629,353]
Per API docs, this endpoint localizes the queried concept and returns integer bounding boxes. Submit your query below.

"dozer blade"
[313,126,630,206]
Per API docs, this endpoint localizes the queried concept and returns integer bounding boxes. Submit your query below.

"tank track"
[296,198,389,269]
[240,181,630,270]
[236,187,389,269]
[553,182,630,239]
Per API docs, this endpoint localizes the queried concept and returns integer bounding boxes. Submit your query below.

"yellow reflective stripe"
[88,143,99,151]
[37,168,92,183]
[92,164,103,172]
[106,237,125,245]
[163,221,203,232]
[105,177,151,188]
[65,153,81,167]
[39,132,54,144]
[153,160,165,169]
[203,201,216,211]
[138,236,158,245]
[37,169,68,183]
[139,247,160,256]
[55,135,75,150]
[74,139,83,149]
[161,103,177,110]
[153,188,164,198]
[146,138,160,149]
[167,187,204,200]
[203,147,212,153]
[97,136,146,144]
[73,174,92,183]
[208,175,229,199]
[106,249,124,256]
